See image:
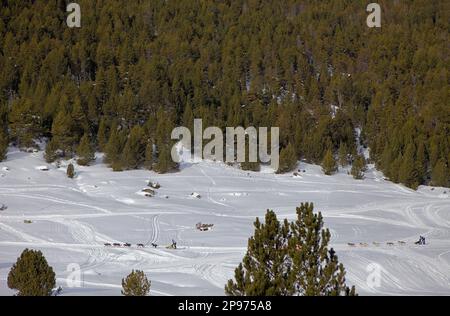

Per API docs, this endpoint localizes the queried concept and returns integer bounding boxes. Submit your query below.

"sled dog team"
[103,239,177,249]
[347,236,426,247]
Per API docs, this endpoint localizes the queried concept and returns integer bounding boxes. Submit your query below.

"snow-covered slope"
[0,148,449,296]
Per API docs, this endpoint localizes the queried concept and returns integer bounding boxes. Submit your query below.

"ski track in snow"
[0,150,449,296]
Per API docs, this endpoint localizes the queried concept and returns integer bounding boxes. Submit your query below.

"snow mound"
[35,166,50,171]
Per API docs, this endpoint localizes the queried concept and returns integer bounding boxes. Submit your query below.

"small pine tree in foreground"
[67,163,75,179]
[288,203,356,296]
[8,249,56,296]
[121,270,151,296]
[225,203,356,296]
[225,211,291,296]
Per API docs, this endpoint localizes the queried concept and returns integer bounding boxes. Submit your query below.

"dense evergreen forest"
[0,0,448,188]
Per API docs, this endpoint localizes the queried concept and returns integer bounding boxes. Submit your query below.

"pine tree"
[121,126,146,170]
[388,154,403,183]
[351,154,366,180]
[277,143,297,173]
[71,97,88,139]
[153,109,178,173]
[77,134,95,166]
[241,141,261,172]
[8,98,41,149]
[97,118,109,151]
[67,163,75,179]
[182,101,194,133]
[431,159,449,187]
[7,249,56,296]
[104,128,126,171]
[104,128,120,164]
[321,149,338,176]
[225,211,291,296]
[121,270,151,296]
[288,203,356,296]
[0,129,8,161]
[154,144,177,174]
[44,139,59,163]
[338,142,349,167]
[398,144,419,189]
[415,140,427,184]
[51,110,76,157]
[225,205,356,296]
[144,143,154,170]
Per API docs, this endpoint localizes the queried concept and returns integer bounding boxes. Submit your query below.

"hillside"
[0,0,449,188]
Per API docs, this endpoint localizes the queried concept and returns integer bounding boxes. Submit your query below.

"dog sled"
[196,222,214,231]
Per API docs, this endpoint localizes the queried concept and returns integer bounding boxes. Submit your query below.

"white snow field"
[0,148,449,296]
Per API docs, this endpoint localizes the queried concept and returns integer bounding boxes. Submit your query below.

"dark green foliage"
[67,163,75,179]
[153,144,177,174]
[121,126,146,170]
[44,139,59,163]
[7,249,56,296]
[321,149,338,176]
[351,155,367,180]
[226,204,356,296]
[398,144,420,189]
[241,161,261,172]
[0,1,447,187]
[144,143,154,170]
[104,128,127,171]
[153,109,178,173]
[338,142,349,167]
[241,141,261,172]
[225,211,292,296]
[288,203,356,296]
[8,98,41,149]
[415,139,427,185]
[121,270,151,296]
[77,134,95,166]
[431,159,449,188]
[97,118,109,152]
[277,143,297,173]
[51,110,76,156]
[0,129,8,161]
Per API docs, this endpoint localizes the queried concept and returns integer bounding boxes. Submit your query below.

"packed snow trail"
[0,149,449,295]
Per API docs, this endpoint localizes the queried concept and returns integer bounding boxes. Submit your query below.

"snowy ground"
[0,148,449,296]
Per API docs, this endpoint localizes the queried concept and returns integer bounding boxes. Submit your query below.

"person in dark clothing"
[415,236,426,245]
